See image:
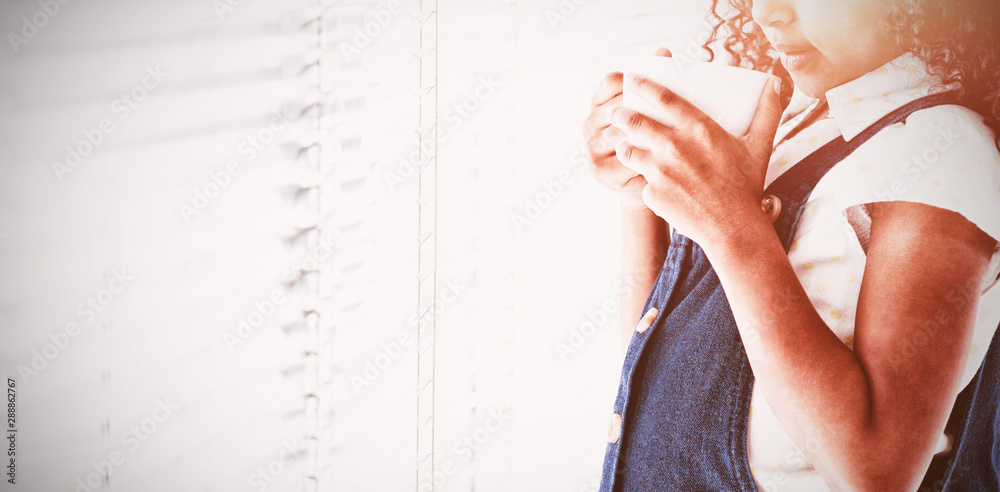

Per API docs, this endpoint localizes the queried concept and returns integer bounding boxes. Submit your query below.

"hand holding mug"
[582,48,675,211]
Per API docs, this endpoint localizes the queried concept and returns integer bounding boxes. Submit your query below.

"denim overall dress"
[599,92,1000,491]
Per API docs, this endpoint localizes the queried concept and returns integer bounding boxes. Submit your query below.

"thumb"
[744,77,784,157]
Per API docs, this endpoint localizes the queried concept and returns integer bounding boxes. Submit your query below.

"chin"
[787,74,827,100]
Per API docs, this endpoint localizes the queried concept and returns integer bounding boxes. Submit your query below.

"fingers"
[591,72,623,107]
[586,125,625,158]
[614,141,660,178]
[584,110,634,188]
[605,105,675,154]
[588,125,638,188]
[743,77,785,157]
[624,74,712,132]
[653,47,673,57]
[582,94,622,138]
[618,173,648,198]
[591,151,641,189]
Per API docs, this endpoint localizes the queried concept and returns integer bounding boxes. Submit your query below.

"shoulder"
[898,104,998,158]
[822,104,1000,243]
[866,104,998,169]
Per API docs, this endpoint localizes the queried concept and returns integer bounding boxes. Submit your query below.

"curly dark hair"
[702,0,1000,147]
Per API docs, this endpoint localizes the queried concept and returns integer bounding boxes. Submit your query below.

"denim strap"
[765,91,961,252]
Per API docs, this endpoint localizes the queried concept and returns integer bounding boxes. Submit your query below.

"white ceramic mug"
[621,57,773,137]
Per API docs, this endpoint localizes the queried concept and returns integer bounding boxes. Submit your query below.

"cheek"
[797,0,895,59]
[809,1,898,68]
[822,31,899,83]
[796,15,897,94]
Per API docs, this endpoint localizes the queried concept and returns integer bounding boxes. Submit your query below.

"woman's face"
[751,0,907,99]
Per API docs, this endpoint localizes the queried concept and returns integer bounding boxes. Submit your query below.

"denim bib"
[600,92,1000,491]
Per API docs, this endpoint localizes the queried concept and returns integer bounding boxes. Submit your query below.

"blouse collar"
[801,52,957,142]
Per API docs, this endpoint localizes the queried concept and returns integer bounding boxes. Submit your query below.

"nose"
[751,0,794,27]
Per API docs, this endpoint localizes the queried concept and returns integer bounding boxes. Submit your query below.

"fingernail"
[773,77,782,95]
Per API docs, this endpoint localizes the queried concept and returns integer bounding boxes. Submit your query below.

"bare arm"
[705,201,996,491]
[583,50,674,353]
[619,206,669,353]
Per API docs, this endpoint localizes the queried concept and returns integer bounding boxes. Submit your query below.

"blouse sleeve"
[825,104,1000,289]
[829,106,1000,240]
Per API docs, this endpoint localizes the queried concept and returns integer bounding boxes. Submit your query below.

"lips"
[772,43,817,72]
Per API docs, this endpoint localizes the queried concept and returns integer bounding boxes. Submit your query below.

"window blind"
[0,1,707,490]
[0,0,326,490]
